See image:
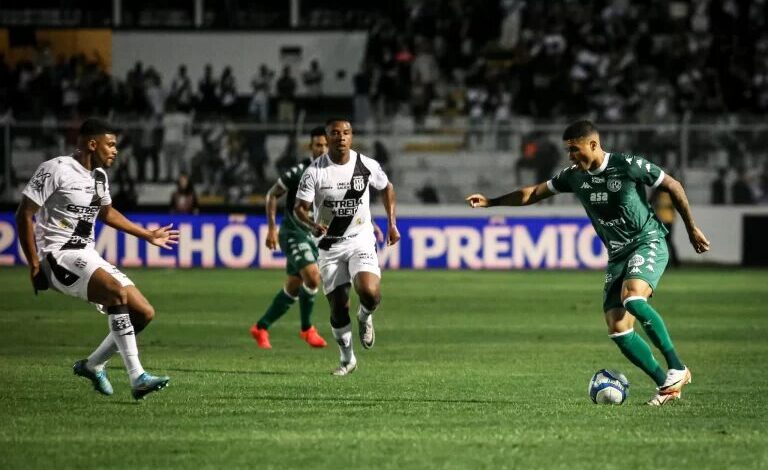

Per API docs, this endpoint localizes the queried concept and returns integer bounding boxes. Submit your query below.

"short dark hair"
[79,118,117,137]
[325,118,350,127]
[310,126,326,138]
[562,120,598,141]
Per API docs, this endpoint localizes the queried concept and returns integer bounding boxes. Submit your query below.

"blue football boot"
[73,359,114,396]
[131,372,170,400]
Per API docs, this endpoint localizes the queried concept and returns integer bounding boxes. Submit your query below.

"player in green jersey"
[466,120,711,406]
[250,127,329,349]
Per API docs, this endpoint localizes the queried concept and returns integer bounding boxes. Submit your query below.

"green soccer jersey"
[278,158,312,235]
[547,152,669,260]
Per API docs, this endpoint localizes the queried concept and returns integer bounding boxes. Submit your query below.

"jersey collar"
[69,155,95,176]
[329,150,356,166]
[587,152,610,175]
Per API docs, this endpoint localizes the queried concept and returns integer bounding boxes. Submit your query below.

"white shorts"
[317,240,381,294]
[41,248,134,303]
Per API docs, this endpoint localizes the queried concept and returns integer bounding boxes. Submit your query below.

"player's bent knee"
[300,266,321,290]
[284,277,303,296]
[141,303,156,322]
[302,275,320,291]
[359,289,381,310]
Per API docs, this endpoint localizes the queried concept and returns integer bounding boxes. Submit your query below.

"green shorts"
[279,229,319,277]
[603,238,669,312]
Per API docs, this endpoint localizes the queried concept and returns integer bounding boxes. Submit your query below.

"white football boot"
[646,390,680,406]
[647,367,691,406]
[331,357,357,376]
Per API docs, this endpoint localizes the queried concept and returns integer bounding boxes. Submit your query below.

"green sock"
[257,289,296,329]
[624,297,685,370]
[610,329,667,386]
[298,284,317,331]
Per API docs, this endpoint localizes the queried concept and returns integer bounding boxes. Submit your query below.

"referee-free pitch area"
[1,267,766,469]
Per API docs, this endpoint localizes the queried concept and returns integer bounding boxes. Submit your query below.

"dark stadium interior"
[1,0,767,210]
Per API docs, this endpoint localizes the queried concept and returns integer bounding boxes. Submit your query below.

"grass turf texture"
[1,267,766,469]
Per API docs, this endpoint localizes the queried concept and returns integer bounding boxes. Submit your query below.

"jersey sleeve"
[278,163,305,191]
[21,161,59,206]
[368,158,389,190]
[546,165,575,194]
[626,156,666,188]
[295,166,316,203]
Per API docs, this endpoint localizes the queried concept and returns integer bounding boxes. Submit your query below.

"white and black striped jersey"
[22,156,112,255]
[296,150,388,249]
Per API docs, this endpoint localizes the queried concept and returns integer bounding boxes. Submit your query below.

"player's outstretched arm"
[294,199,326,237]
[98,205,179,249]
[466,181,555,208]
[658,175,711,254]
[264,182,287,250]
[15,196,48,292]
[380,182,400,246]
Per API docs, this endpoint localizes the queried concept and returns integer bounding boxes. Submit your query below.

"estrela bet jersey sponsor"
[296,150,388,250]
[547,152,668,260]
[22,156,112,254]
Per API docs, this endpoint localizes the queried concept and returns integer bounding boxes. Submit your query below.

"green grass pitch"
[1,267,767,469]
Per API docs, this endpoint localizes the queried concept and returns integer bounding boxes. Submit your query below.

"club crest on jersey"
[607,178,622,192]
[352,176,365,192]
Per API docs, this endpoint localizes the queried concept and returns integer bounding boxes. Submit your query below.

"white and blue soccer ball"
[588,369,630,404]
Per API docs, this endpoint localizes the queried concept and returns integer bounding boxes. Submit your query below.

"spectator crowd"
[1,0,768,206]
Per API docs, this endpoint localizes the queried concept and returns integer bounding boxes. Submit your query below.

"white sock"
[107,306,145,383]
[86,334,118,372]
[357,304,375,322]
[331,323,355,364]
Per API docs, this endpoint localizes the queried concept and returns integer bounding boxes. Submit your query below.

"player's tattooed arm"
[380,182,400,246]
[658,175,711,254]
[99,205,180,249]
[264,181,287,250]
[294,199,326,237]
[15,196,47,292]
[466,181,555,208]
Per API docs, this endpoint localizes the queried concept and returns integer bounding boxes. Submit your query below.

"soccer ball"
[588,369,629,404]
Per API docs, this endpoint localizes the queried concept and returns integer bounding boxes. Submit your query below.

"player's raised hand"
[689,226,711,254]
[465,193,489,208]
[265,226,279,250]
[387,224,401,246]
[147,223,180,249]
